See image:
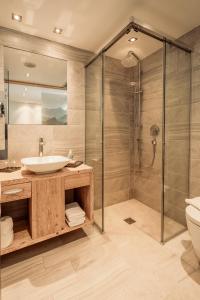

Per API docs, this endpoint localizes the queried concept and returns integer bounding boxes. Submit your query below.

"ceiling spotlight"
[128,37,138,43]
[26,73,30,77]
[12,13,22,22]
[53,27,63,34]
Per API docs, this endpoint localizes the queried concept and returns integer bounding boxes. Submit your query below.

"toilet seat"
[186,205,200,227]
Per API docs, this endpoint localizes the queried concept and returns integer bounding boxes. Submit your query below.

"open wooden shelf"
[1,217,92,256]
[1,165,94,255]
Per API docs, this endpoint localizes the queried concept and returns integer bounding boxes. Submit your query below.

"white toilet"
[185,199,200,261]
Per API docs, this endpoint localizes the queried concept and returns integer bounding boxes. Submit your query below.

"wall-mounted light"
[12,13,22,22]
[53,27,63,34]
[128,37,138,43]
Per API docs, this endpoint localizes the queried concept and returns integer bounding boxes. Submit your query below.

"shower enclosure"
[85,21,191,243]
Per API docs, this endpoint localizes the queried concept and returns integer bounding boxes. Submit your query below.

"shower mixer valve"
[150,124,160,138]
[149,124,160,167]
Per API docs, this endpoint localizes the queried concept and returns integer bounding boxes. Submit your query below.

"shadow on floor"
[1,228,87,269]
[181,239,200,284]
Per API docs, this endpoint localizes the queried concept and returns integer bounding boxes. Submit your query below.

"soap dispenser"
[68,149,74,160]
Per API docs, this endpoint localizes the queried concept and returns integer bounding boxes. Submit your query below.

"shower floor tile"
[103,199,186,242]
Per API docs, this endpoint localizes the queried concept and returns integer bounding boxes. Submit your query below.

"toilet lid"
[186,205,200,227]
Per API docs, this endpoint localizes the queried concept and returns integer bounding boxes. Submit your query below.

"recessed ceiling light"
[53,27,63,34]
[26,73,30,77]
[128,37,138,43]
[12,13,22,22]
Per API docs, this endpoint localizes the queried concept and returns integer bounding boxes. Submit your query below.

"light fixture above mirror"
[12,13,22,22]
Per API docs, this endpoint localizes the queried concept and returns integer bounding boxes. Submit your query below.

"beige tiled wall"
[104,56,133,206]
[0,45,5,151]
[180,26,200,198]
[8,60,85,162]
[132,50,163,212]
[0,45,3,93]
[132,27,200,226]
[85,57,103,210]
[164,46,191,225]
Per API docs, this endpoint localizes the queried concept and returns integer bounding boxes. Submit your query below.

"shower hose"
[150,139,157,167]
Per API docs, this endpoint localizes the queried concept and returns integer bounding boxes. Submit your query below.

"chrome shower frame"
[85,20,191,68]
[85,19,192,242]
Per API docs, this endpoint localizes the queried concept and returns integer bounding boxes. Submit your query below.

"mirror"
[4,47,67,125]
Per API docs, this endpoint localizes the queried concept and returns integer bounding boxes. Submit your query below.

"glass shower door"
[85,54,104,231]
[162,42,191,242]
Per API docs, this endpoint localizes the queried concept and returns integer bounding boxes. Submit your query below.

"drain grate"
[124,217,136,224]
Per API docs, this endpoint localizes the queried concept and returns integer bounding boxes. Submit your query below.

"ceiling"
[107,30,162,61]
[0,0,199,53]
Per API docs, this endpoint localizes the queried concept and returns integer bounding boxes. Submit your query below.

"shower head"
[121,51,139,68]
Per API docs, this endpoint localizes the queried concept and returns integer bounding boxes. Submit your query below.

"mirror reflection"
[4,47,67,125]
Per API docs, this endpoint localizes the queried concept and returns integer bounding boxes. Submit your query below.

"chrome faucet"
[39,137,44,157]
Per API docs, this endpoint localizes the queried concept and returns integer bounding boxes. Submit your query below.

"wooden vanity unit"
[0,165,94,255]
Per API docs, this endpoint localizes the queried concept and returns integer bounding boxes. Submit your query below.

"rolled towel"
[0,216,13,235]
[185,197,200,211]
[66,214,86,223]
[1,231,14,249]
[65,202,85,220]
[0,216,14,249]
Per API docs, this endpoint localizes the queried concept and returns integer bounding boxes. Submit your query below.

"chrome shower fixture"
[121,51,139,68]
[150,124,160,138]
[149,125,160,167]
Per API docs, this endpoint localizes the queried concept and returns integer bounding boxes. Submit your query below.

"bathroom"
[0,1,200,299]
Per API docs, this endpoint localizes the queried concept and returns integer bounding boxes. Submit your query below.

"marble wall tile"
[180,26,200,198]
[0,45,5,151]
[0,45,3,92]
[0,27,93,64]
[86,27,200,225]
[132,48,163,213]
[85,57,103,210]
[104,56,133,206]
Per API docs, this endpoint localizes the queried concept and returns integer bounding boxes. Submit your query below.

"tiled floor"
[1,200,200,300]
[102,199,186,242]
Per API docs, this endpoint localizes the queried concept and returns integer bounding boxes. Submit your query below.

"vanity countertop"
[0,164,93,186]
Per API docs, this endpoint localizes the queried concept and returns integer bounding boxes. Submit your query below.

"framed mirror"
[4,47,67,125]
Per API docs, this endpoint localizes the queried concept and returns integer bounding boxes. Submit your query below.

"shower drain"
[124,217,136,224]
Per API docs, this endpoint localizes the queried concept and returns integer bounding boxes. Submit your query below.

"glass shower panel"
[163,43,191,242]
[85,54,104,231]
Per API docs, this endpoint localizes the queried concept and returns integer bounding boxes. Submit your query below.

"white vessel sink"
[21,156,70,174]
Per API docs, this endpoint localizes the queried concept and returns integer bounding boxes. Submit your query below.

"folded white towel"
[65,202,85,220]
[66,214,86,223]
[66,217,85,227]
[185,197,200,211]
